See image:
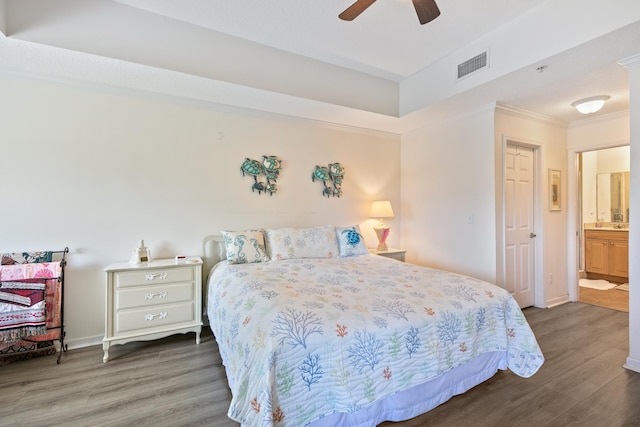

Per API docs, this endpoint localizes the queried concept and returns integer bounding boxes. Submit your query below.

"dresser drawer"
[116,282,195,310]
[115,301,196,334]
[115,267,194,288]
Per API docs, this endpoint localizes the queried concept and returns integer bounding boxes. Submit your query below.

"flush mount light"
[571,95,610,114]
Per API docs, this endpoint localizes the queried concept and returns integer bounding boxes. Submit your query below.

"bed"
[203,227,544,427]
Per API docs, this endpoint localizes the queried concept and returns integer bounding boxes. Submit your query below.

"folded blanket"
[0,262,60,281]
[0,280,47,344]
[1,251,52,265]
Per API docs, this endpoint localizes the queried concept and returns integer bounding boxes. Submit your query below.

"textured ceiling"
[2,0,640,131]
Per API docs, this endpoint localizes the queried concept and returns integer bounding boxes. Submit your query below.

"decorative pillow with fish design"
[221,230,269,264]
[335,225,369,257]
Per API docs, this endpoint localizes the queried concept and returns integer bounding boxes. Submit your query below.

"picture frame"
[549,169,561,211]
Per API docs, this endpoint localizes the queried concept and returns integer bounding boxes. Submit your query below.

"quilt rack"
[0,247,69,364]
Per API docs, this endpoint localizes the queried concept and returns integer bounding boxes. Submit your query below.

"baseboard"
[65,335,103,350]
[624,356,640,373]
[546,295,570,308]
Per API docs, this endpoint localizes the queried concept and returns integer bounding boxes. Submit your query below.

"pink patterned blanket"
[0,262,61,345]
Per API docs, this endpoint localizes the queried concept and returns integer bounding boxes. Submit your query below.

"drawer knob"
[145,312,168,321]
[145,272,168,281]
[145,291,168,300]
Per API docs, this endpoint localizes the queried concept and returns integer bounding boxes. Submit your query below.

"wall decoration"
[240,155,282,196]
[549,168,561,211]
[312,162,345,197]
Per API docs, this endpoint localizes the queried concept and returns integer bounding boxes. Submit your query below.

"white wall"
[401,104,570,310]
[0,73,401,348]
[620,56,640,373]
[400,106,497,283]
[568,112,630,151]
[597,145,631,173]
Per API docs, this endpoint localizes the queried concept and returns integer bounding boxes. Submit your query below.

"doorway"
[576,146,629,312]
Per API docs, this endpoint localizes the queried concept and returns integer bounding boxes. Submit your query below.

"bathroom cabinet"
[584,229,628,282]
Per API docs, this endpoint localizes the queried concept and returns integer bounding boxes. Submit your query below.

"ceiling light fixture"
[571,95,610,114]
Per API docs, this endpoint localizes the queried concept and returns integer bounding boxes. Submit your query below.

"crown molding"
[619,53,640,69]
[567,109,629,129]
[495,103,568,129]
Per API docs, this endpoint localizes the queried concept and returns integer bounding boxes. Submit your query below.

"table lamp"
[370,200,394,251]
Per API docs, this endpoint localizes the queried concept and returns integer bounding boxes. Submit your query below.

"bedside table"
[102,258,203,362]
[369,248,406,262]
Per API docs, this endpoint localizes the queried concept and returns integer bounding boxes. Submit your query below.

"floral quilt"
[207,255,544,427]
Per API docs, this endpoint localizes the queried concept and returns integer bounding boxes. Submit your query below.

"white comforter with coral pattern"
[207,254,543,427]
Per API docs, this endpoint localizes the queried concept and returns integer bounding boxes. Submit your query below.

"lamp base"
[374,225,390,252]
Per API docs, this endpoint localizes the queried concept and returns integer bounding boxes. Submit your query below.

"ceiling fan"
[339,0,441,25]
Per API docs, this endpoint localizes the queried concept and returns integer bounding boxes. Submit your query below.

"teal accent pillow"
[221,230,269,264]
[335,225,368,257]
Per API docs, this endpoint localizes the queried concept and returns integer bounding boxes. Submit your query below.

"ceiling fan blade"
[339,0,377,21]
[412,0,440,25]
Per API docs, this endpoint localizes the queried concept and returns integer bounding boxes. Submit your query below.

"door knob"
[529,232,537,238]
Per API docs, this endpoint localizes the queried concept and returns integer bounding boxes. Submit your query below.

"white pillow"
[335,225,369,257]
[265,225,339,260]
[221,230,269,264]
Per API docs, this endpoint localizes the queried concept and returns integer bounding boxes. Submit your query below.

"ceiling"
[112,0,546,81]
[2,0,640,133]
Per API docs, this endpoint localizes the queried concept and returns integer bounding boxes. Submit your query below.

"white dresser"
[102,258,203,362]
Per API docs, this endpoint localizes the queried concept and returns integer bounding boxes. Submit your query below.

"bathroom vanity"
[584,227,629,283]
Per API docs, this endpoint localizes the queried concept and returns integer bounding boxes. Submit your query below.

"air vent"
[457,51,488,79]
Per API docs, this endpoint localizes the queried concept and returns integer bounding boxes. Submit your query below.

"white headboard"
[202,234,226,283]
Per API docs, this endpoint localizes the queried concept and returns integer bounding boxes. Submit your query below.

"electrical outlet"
[467,214,473,224]
[549,273,553,284]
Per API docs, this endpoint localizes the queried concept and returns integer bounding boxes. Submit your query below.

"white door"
[505,144,535,307]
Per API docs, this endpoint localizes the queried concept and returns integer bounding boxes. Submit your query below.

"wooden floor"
[1,302,638,427]
[579,285,629,312]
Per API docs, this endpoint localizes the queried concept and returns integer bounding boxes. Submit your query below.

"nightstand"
[102,258,203,362]
[369,248,406,262]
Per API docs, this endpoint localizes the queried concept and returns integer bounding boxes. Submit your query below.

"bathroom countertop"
[584,223,629,231]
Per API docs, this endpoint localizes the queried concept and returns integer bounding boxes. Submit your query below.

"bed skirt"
[305,351,506,426]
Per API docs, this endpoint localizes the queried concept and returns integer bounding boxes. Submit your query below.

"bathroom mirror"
[596,171,630,223]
